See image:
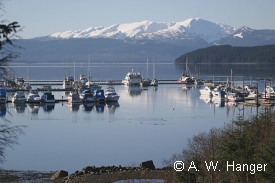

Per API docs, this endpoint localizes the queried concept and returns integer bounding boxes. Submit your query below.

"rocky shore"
[0,160,180,183]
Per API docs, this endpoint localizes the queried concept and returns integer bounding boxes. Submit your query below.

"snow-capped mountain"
[46,18,236,43]
[17,18,275,63]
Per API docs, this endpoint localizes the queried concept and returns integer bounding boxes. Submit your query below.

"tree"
[0,1,21,78]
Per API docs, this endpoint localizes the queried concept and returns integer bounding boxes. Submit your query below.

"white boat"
[15,77,24,87]
[105,87,120,102]
[212,90,226,101]
[122,69,142,86]
[0,88,6,103]
[178,58,195,84]
[150,57,158,86]
[11,92,26,103]
[40,91,55,103]
[80,89,95,102]
[67,91,82,103]
[27,90,41,103]
[199,86,212,96]
[63,76,74,89]
[140,58,151,86]
[79,74,88,84]
[227,92,243,102]
[150,78,158,86]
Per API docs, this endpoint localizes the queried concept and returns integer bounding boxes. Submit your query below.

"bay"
[0,62,274,173]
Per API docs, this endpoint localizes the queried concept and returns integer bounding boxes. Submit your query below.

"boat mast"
[146,58,148,79]
[152,56,155,79]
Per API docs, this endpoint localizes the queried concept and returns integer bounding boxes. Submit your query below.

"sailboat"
[178,57,195,84]
[150,57,158,86]
[140,58,151,86]
[85,54,102,91]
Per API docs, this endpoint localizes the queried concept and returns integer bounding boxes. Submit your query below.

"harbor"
[1,62,275,175]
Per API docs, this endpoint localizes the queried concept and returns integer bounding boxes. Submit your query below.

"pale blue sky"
[1,0,275,39]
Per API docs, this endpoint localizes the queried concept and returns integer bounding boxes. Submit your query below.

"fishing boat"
[40,91,55,103]
[67,91,82,103]
[80,89,95,102]
[105,87,120,102]
[122,69,142,86]
[27,90,41,103]
[11,91,26,103]
[0,88,6,103]
[178,58,194,84]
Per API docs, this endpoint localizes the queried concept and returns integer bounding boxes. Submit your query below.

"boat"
[140,58,151,86]
[150,57,158,86]
[140,79,151,86]
[122,69,142,86]
[63,76,74,89]
[94,89,105,102]
[80,89,95,102]
[105,87,120,102]
[212,90,226,101]
[178,58,194,84]
[199,86,212,96]
[150,78,158,86]
[67,91,82,103]
[227,92,243,102]
[11,91,26,103]
[0,88,6,103]
[27,90,41,103]
[79,74,88,85]
[15,77,24,87]
[40,91,55,103]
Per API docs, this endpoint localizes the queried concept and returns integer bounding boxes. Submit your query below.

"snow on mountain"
[47,18,237,43]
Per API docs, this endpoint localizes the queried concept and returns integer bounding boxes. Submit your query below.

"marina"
[1,62,275,174]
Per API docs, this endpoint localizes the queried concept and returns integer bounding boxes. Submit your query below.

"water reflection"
[67,102,81,112]
[0,104,6,117]
[95,103,105,113]
[82,102,94,112]
[0,119,26,164]
[199,95,212,104]
[42,104,55,112]
[27,104,40,114]
[105,102,120,114]
[128,86,142,97]
[12,103,27,113]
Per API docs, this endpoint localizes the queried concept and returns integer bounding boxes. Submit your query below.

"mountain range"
[14,18,275,63]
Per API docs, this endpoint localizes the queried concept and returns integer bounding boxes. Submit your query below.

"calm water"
[0,63,274,173]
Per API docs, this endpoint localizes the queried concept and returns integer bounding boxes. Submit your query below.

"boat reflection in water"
[67,102,81,112]
[212,99,225,107]
[105,102,120,114]
[0,104,6,116]
[12,103,26,113]
[82,102,94,112]
[27,104,40,114]
[95,103,105,113]
[199,95,212,104]
[42,103,55,112]
[128,86,142,97]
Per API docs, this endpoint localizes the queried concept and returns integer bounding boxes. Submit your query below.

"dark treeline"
[163,108,275,183]
[175,45,275,64]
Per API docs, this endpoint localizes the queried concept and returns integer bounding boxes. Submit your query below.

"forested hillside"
[175,45,275,64]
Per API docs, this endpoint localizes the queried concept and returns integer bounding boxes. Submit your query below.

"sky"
[1,0,275,39]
